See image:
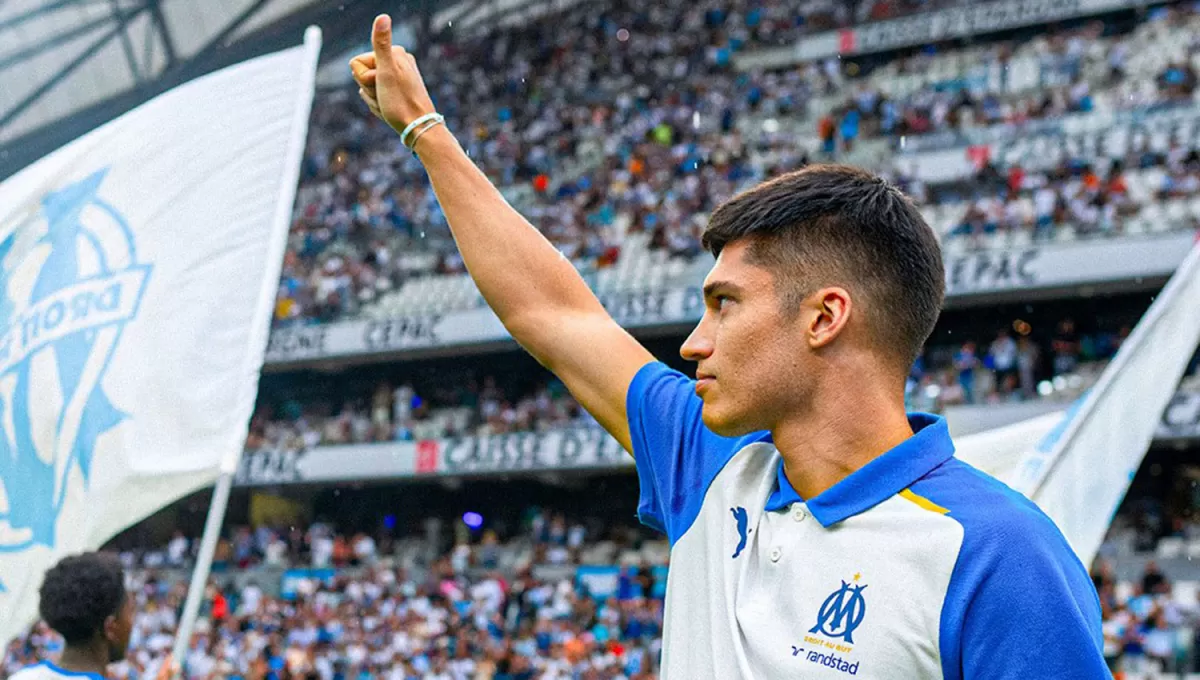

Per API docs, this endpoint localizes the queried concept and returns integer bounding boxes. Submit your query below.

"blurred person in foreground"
[351,15,1106,678]
[8,552,173,680]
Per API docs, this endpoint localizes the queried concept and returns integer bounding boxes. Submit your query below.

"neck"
[771,373,913,501]
[56,642,109,676]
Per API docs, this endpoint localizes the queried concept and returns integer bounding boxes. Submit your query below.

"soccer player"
[10,553,170,680]
[351,15,1107,678]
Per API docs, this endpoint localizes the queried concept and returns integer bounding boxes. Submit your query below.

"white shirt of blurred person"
[264,535,288,566]
[352,19,1105,679]
[10,553,174,680]
[1034,186,1058,228]
[349,409,372,442]
[451,541,471,573]
[470,575,506,614]
[567,522,586,550]
[1141,613,1175,669]
[989,331,1018,382]
[392,384,415,424]
[183,645,215,680]
[310,531,335,567]
[166,532,189,567]
[238,583,263,616]
[353,533,377,564]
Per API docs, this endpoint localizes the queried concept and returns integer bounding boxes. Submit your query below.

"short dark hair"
[39,552,127,644]
[702,164,944,371]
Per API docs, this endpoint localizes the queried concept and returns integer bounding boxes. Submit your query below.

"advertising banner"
[235,427,635,486]
[735,0,1152,66]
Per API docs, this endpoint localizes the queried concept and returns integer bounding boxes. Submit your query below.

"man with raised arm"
[350,15,1106,679]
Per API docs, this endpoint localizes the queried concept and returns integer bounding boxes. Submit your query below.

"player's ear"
[806,287,851,350]
[102,612,118,641]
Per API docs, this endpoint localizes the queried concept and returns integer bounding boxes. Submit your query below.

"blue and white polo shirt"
[8,662,105,680]
[627,362,1106,679]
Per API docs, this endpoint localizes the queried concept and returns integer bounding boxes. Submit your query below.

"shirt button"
[770,547,782,562]
[793,507,808,522]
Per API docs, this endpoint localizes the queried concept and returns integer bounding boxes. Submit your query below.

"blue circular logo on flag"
[0,169,151,557]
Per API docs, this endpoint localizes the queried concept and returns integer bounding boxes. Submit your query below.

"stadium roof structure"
[0,0,427,181]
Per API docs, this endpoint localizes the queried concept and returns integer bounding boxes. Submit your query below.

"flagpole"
[169,470,234,665]
[169,24,322,676]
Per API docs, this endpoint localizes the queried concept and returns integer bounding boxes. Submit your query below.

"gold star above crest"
[853,572,862,582]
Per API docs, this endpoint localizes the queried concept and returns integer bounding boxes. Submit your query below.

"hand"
[349,14,437,136]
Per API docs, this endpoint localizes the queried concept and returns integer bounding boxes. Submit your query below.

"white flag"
[953,407,1068,481]
[1014,236,1200,565]
[0,27,321,642]
[954,235,1200,567]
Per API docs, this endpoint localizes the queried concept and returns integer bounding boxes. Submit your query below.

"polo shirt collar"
[39,662,106,680]
[763,413,955,527]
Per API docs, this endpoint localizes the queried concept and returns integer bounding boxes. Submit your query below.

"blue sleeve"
[939,501,1107,679]
[625,362,749,545]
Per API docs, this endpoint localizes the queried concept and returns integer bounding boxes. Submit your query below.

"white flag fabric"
[953,235,1200,567]
[953,407,1068,481]
[1012,236,1200,565]
[0,28,321,643]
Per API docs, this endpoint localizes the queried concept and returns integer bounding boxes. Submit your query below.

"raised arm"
[350,15,654,452]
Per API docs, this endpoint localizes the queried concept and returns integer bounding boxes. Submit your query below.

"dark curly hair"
[38,552,127,644]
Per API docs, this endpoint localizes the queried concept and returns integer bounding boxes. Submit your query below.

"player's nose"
[680,322,714,362]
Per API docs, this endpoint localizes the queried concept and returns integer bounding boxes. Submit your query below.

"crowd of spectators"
[817,11,1200,154]
[274,0,1200,327]
[279,0,788,326]
[114,509,631,575]
[8,501,1200,679]
[931,145,1200,246]
[5,512,667,680]
[1091,558,1200,676]
[1092,490,1200,675]
[246,375,593,451]
[907,318,1130,410]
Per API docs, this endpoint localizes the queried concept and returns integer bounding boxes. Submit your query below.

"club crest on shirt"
[810,573,868,643]
[810,573,868,644]
[791,573,868,674]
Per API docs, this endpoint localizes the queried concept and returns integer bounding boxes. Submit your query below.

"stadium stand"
[7,0,1200,679]
[274,1,1200,326]
[245,315,1120,447]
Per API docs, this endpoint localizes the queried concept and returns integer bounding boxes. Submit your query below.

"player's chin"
[700,401,760,438]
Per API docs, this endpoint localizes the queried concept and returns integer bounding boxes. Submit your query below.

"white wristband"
[408,119,445,153]
[400,113,443,148]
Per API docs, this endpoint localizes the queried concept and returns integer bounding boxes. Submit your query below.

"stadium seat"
[1123,217,1147,235]
[1166,200,1188,227]
[1156,536,1185,560]
[1054,226,1078,243]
